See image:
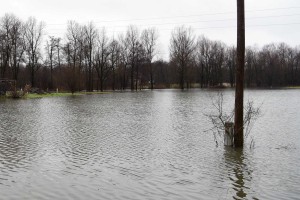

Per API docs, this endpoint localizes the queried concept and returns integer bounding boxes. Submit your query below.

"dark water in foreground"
[0,89,300,200]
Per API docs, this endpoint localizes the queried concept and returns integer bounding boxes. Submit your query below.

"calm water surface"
[0,89,300,199]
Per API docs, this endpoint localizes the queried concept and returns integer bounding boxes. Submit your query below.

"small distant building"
[0,78,16,95]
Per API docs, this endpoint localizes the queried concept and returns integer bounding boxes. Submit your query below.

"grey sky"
[1,0,300,60]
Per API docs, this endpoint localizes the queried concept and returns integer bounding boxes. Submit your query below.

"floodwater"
[0,89,299,200]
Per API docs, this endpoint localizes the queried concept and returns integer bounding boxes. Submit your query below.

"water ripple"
[0,90,300,199]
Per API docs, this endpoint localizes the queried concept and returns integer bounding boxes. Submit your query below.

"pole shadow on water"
[223,147,252,200]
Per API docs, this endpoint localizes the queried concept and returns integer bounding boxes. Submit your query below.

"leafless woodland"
[1,14,300,92]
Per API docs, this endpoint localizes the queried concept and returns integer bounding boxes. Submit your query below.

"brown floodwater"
[0,89,299,199]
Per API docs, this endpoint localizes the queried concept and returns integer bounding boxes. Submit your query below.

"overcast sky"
[1,0,300,60]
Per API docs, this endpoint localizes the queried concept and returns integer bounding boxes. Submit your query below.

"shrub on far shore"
[6,84,31,98]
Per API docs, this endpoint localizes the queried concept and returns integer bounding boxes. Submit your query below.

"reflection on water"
[224,147,250,200]
[0,89,300,199]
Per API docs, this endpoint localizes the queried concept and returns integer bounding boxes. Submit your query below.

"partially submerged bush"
[205,92,261,147]
[7,84,31,98]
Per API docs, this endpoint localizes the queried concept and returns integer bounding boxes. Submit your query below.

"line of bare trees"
[1,13,300,92]
[170,27,300,89]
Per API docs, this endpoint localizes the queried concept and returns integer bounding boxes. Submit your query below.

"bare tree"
[63,42,75,93]
[295,47,300,86]
[197,36,226,88]
[245,47,259,87]
[118,33,130,90]
[24,16,45,87]
[0,14,14,78]
[210,41,225,86]
[224,46,236,87]
[108,38,121,90]
[141,27,158,89]
[65,20,90,92]
[135,41,145,90]
[196,35,212,88]
[56,37,62,70]
[9,15,26,82]
[170,26,195,89]
[94,28,110,92]
[83,22,98,91]
[45,36,61,89]
[289,46,299,86]
[125,25,140,91]
[259,44,278,87]
[0,14,25,81]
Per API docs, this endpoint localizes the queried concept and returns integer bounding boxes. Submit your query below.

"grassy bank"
[26,92,78,99]
[284,86,300,89]
[26,91,111,99]
[3,91,110,99]
[80,91,111,95]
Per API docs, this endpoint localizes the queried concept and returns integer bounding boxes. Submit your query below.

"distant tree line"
[1,13,299,92]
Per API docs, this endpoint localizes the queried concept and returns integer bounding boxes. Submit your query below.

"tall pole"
[234,0,245,147]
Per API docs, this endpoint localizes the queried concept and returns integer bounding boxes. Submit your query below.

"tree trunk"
[50,58,53,90]
[131,64,134,91]
[234,0,245,148]
[100,64,103,92]
[112,68,115,91]
[200,62,204,88]
[150,63,154,90]
[123,65,126,90]
[31,64,35,87]
[136,64,139,91]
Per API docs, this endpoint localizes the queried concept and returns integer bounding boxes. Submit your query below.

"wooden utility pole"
[234,0,245,147]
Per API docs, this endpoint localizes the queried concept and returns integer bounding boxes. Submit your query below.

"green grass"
[79,91,111,95]
[284,86,300,89]
[25,91,110,99]
[26,92,76,99]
